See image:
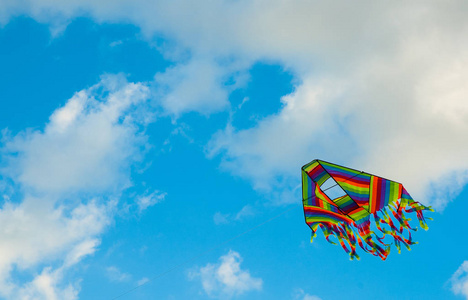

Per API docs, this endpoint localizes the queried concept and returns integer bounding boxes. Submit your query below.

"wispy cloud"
[450,261,468,299]
[292,288,322,300]
[189,250,262,299]
[106,266,132,283]
[136,190,166,213]
[213,205,255,225]
[137,277,150,286]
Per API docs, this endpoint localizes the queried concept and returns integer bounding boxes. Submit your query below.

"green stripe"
[369,176,376,210]
[321,201,335,211]
[319,160,362,176]
[349,209,370,221]
[339,181,369,195]
[306,215,342,225]
[388,181,400,205]
[333,195,353,207]
[315,172,331,186]
[302,171,309,201]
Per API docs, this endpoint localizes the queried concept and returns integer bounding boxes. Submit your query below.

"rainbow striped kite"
[302,159,433,260]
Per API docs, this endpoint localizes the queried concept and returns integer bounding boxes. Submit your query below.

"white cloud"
[137,277,149,286]
[234,205,255,220]
[189,250,262,299]
[292,288,322,300]
[3,74,150,196]
[154,59,231,117]
[136,190,166,213]
[1,0,467,212]
[213,212,229,225]
[303,295,322,300]
[106,266,131,283]
[0,199,108,271]
[1,1,467,298]
[209,25,468,209]
[204,2,468,209]
[17,267,79,300]
[207,80,343,192]
[213,205,255,225]
[0,1,416,65]
[451,261,468,299]
[0,74,154,298]
[4,2,468,209]
[64,239,100,268]
[0,182,111,299]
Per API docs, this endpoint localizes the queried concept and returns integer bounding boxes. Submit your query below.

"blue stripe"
[384,179,390,207]
[307,177,314,200]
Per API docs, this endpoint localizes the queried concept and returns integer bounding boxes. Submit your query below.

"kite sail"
[302,159,433,260]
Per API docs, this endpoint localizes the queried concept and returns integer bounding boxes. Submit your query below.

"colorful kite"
[302,159,433,260]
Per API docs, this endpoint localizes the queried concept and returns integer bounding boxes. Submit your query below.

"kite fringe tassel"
[311,198,432,260]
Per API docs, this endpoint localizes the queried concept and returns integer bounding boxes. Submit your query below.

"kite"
[302,159,433,260]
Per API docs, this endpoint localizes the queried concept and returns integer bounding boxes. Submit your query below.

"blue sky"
[0,2,468,300]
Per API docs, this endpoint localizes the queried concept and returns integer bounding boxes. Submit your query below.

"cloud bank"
[2,1,468,209]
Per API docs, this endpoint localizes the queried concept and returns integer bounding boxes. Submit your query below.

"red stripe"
[315,185,336,207]
[370,177,379,213]
[331,174,370,186]
[334,176,370,188]
[374,177,380,212]
[303,206,352,223]
[307,165,325,179]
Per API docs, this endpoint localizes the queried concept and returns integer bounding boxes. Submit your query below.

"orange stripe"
[341,181,369,189]
[333,175,370,188]
[349,207,365,214]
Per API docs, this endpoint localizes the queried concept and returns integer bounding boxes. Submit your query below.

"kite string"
[110,204,298,300]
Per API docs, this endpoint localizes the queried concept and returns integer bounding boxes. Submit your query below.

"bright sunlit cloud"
[2,1,468,209]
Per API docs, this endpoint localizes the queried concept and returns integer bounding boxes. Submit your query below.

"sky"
[0,1,468,299]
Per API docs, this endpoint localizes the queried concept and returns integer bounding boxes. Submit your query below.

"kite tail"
[402,200,434,230]
[310,223,336,245]
[375,208,409,253]
[318,219,388,260]
[309,197,432,260]
[335,223,360,260]
[320,219,390,260]
[371,198,431,254]
[355,219,390,260]
[310,223,360,260]
[400,188,434,230]
[390,201,415,232]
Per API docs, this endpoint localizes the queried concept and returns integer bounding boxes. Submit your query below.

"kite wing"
[302,159,433,260]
